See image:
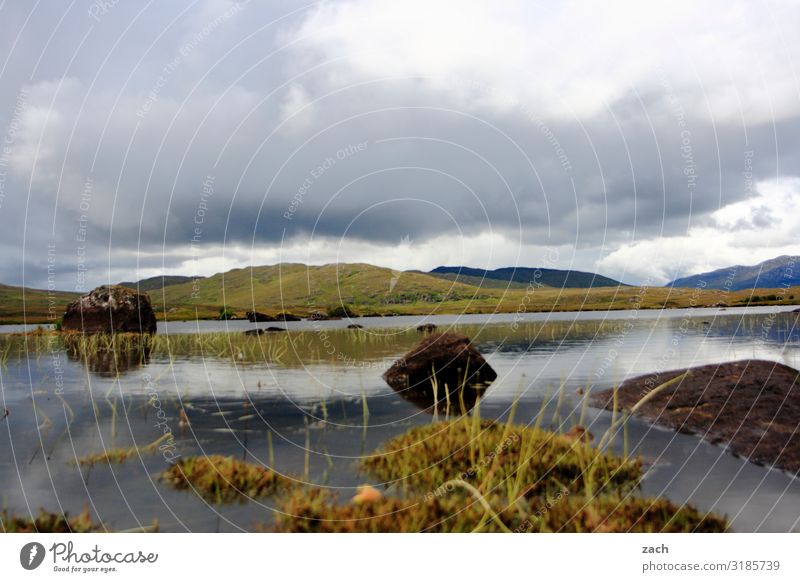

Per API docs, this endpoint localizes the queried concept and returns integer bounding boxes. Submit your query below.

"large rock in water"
[592,360,800,473]
[61,285,157,334]
[383,333,496,413]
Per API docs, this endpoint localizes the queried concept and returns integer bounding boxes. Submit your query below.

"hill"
[667,256,800,291]
[156,262,498,318]
[118,275,198,292]
[0,283,78,325]
[429,266,627,288]
[1,262,798,324]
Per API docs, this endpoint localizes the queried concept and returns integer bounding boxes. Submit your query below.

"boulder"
[592,360,800,473]
[246,311,276,322]
[416,323,438,332]
[61,285,157,334]
[383,333,496,413]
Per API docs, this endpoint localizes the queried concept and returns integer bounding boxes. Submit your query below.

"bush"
[218,307,236,320]
[327,304,356,318]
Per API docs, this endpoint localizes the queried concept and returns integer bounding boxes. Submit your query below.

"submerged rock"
[61,285,157,334]
[244,327,286,335]
[383,332,496,413]
[347,324,364,329]
[592,360,800,473]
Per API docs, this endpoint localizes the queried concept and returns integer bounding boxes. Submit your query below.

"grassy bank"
[2,278,799,325]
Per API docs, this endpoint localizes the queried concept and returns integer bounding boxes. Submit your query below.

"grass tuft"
[0,508,102,533]
[159,455,294,503]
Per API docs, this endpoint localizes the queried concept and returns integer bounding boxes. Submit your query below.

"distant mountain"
[667,256,800,291]
[428,266,627,288]
[118,275,199,292]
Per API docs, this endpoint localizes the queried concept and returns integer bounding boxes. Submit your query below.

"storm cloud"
[1,0,799,289]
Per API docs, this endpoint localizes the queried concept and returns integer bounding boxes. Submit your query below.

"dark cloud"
[1,0,798,288]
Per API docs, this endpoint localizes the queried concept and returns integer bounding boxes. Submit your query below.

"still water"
[1,306,798,531]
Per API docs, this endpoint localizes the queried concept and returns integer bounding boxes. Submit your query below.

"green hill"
[0,283,78,325]
[157,263,499,317]
[118,275,198,292]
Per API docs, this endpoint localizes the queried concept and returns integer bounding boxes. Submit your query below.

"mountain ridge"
[667,255,799,291]
[429,265,627,288]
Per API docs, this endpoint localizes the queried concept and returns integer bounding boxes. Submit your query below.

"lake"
[1,305,798,531]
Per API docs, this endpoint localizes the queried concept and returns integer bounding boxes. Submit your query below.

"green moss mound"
[271,488,726,533]
[361,418,641,499]
[160,455,294,504]
[1,508,102,533]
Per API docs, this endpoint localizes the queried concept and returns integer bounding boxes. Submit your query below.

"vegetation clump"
[159,455,294,503]
[327,304,357,318]
[270,486,725,533]
[77,433,173,467]
[361,418,641,498]
[267,416,726,533]
[1,508,103,533]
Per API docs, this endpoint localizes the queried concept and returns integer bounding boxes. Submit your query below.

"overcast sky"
[1,0,799,290]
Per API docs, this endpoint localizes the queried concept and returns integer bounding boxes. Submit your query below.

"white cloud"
[289,0,800,122]
[598,177,800,283]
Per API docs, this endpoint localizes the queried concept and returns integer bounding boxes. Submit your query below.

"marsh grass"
[270,483,727,533]
[271,413,726,533]
[0,508,102,533]
[0,318,682,367]
[159,455,294,504]
[361,417,641,499]
[77,433,173,467]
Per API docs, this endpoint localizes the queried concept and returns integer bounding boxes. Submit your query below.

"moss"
[78,433,173,467]
[265,417,726,533]
[1,508,102,533]
[361,418,641,499]
[269,488,726,533]
[159,455,294,503]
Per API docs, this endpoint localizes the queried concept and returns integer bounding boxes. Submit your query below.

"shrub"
[327,304,356,318]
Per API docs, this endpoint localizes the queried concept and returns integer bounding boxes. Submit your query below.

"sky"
[0,0,799,290]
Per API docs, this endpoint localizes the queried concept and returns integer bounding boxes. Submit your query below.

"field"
[1,264,798,324]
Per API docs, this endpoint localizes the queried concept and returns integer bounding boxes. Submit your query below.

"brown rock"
[246,311,276,322]
[383,333,496,414]
[592,360,800,473]
[61,285,157,334]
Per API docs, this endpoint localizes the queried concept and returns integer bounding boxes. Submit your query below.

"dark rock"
[592,360,800,473]
[245,326,286,335]
[308,311,328,321]
[61,285,157,334]
[246,311,276,322]
[276,312,301,322]
[347,324,364,329]
[416,323,438,332]
[383,333,496,414]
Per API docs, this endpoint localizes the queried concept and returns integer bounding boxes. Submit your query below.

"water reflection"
[0,308,798,531]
